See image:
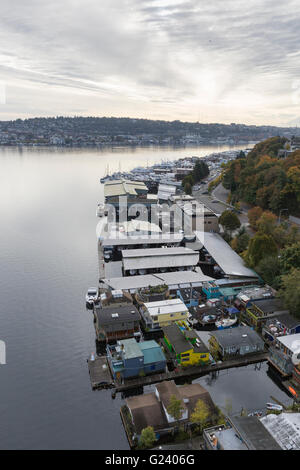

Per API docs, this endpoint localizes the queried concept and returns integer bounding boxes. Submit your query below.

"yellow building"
[143,298,189,329]
[163,323,210,366]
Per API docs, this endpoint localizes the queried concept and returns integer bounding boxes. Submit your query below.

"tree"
[231,231,250,254]
[246,233,278,267]
[139,426,157,449]
[279,242,300,274]
[219,210,241,235]
[256,255,282,288]
[190,399,210,432]
[184,182,192,195]
[257,211,277,235]
[287,224,300,245]
[167,394,185,431]
[248,206,263,229]
[192,160,209,182]
[279,268,300,318]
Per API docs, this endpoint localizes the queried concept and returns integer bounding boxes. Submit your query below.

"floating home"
[203,416,281,450]
[94,303,141,343]
[268,333,300,377]
[242,298,289,331]
[235,285,275,309]
[162,323,210,366]
[124,380,215,442]
[107,338,166,381]
[141,298,189,329]
[260,413,300,450]
[262,312,300,344]
[209,325,265,360]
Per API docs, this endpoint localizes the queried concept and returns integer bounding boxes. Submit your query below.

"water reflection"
[0,144,290,449]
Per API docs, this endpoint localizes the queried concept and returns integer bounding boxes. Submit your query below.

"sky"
[0,0,300,126]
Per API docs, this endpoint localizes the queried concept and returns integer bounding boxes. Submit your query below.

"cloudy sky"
[0,0,300,125]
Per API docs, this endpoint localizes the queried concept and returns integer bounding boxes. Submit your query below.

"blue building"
[107,338,166,381]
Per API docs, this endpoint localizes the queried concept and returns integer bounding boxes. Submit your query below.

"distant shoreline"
[0,142,255,150]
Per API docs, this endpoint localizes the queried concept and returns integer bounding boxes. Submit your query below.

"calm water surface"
[0,145,292,449]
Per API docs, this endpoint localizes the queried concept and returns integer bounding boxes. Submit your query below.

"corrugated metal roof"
[103,270,214,291]
[260,413,300,450]
[123,255,198,271]
[122,247,199,271]
[195,231,259,278]
[122,247,196,257]
[155,270,214,284]
[103,274,164,290]
[104,179,148,198]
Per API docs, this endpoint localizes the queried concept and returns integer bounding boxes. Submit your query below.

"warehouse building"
[121,247,199,276]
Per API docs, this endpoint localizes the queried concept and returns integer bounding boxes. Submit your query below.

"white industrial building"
[121,247,199,274]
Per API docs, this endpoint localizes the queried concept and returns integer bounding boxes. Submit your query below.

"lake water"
[0,144,292,449]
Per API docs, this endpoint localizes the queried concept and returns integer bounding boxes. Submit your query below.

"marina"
[0,144,296,450]
[88,351,269,392]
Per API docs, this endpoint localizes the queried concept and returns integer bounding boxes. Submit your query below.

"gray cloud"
[0,0,299,124]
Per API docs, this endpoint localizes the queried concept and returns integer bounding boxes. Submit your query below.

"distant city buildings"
[0,116,299,147]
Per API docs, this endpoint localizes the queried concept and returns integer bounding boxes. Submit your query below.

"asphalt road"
[193,182,252,235]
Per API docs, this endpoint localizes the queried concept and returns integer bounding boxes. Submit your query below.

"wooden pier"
[113,352,269,394]
[87,356,114,390]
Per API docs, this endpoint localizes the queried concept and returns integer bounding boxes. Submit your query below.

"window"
[181,353,190,357]
[181,358,189,362]
[152,316,158,321]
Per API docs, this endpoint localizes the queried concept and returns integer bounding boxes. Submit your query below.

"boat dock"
[113,351,268,393]
[87,356,115,390]
[87,351,269,393]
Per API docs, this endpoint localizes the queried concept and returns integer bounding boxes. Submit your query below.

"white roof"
[122,248,199,270]
[103,275,164,291]
[144,298,188,316]
[103,270,214,291]
[104,261,123,278]
[260,413,300,450]
[98,218,183,246]
[158,183,176,193]
[195,231,259,278]
[122,247,196,257]
[154,270,214,285]
[121,220,162,234]
[276,333,300,351]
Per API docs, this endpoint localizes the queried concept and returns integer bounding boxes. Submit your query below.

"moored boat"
[85,287,98,309]
[200,314,217,326]
[215,316,238,329]
[266,403,283,411]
